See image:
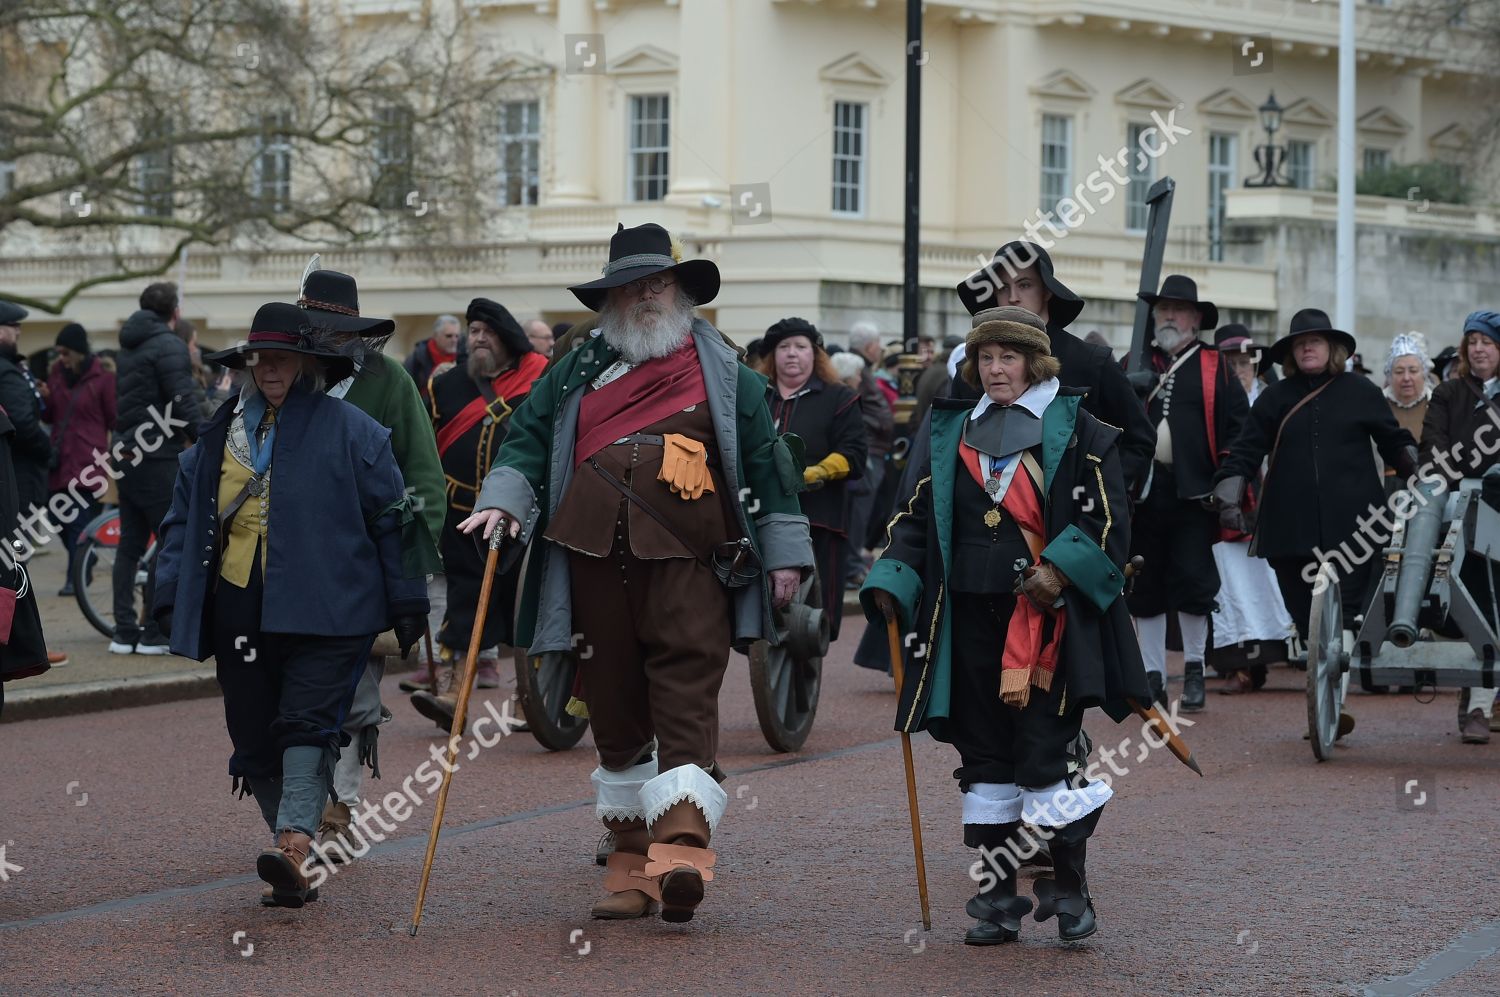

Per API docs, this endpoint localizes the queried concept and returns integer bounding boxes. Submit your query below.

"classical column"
[549,0,599,204]
[665,0,731,204]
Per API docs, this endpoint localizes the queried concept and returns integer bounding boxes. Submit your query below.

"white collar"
[970,377,1059,423]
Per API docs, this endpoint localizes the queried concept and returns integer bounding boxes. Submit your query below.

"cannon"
[1306,475,1500,760]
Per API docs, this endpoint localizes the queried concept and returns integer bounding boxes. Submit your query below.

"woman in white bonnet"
[1383,332,1431,485]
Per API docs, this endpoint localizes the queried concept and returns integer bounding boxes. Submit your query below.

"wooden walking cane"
[409,519,509,937]
[883,604,932,931]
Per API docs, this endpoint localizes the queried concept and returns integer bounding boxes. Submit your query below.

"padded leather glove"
[1210,475,1248,532]
[802,452,852,491]
[393,614,426,659]
[1018,563,1069,609]
[658,433,715,500]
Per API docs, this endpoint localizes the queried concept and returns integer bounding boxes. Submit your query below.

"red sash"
[435,352,547,457]
[574,341,706,466]
[959,441,1066,708]
[427,337,456,368]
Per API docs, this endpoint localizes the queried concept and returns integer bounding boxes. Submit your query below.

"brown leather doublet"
[547,405,733,559]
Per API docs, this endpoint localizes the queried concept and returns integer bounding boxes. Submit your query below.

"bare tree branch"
[0,0,523,312]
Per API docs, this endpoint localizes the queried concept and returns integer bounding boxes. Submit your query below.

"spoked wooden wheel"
[749,570,827,753]
[513,648,589,751]
[1306,565,1350,761]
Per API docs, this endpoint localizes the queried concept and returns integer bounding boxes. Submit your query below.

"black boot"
[1034,837,1096,941]
[1182,660,1206,713]
[1147,671,1167,708]
[963,823,1034,946]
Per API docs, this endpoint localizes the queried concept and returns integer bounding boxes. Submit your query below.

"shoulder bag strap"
[1260,376,1338,497]
[586,457,716,572]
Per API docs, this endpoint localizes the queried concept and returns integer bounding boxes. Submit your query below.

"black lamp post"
[1244,91,1291,188]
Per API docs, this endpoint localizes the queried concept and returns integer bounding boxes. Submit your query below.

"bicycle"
[72,507,156,639]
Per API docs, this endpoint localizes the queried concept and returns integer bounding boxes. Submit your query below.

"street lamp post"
[1244,91,1290,188]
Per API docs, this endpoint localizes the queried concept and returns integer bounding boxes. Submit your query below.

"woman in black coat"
[756,318,866,640]
[1215,309,1417,647]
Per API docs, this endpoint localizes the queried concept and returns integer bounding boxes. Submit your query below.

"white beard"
[1155,324,1195,355]
[599,296,694,365]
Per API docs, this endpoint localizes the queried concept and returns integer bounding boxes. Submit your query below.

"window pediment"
[1031,69,1094,102]
[1115,78,1179,111]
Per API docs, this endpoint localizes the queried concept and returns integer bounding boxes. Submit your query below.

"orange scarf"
[959,441,1066,708]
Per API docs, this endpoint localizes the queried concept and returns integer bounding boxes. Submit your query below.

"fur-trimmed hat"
[960,306,1057,388]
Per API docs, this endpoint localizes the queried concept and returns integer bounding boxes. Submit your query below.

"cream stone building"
[3,0,1496,363]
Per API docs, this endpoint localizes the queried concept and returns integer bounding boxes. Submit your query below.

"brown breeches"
[567,525,732,773]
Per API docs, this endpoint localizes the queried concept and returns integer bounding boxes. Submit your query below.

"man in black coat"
[0,302,54,517]
[954,242,1155,493]
[402,313,463,404]
[111,281,208,655]
[1127,275,1248,711]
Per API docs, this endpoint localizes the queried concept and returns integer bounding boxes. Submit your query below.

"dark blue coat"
[152,386,429,661]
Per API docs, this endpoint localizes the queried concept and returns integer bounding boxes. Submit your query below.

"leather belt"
[608,433,719,466]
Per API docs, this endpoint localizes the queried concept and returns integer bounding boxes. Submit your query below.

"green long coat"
[475,320,814,653]
[860,391,1151,738]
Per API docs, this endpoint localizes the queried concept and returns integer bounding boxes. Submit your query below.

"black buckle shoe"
[1182,661,1206,713]
[1147,671,1167,708]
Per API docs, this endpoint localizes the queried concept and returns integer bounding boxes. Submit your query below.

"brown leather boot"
[591,820,659,919]
[410,664,466,735]
[256,830,315,908]
[647,802,715,923]
[316,801,354,865]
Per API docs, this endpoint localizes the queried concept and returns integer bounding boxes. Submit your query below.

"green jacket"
[859,390,1150,736]
[476,319,814,653]
[343,351,447,553]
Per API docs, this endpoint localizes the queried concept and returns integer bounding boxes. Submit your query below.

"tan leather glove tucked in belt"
[658,433,715,500]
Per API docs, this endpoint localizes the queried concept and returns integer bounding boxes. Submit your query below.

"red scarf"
[435,352,547,457]
[959,441,1066,708]
[574,341,706,466]
[427,337,456,368]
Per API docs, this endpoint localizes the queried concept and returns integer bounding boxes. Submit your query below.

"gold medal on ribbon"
[983,508,1002,528]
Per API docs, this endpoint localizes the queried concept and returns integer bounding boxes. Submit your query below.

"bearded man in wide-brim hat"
[459,222,814,924]
[409,296,548,730]
[294,267,446,863]
[1128,274,1248,714]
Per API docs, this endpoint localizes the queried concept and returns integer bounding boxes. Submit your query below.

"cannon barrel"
[1388,482,1446,648]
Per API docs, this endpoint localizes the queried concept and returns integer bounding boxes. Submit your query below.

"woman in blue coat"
[153,302,430,908]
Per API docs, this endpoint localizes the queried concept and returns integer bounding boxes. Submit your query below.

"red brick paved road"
[2,633,1497,996]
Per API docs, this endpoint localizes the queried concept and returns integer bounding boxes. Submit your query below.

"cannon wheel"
[514,648,589,752]
[1306,566,1350,761]
[749,571,824,753]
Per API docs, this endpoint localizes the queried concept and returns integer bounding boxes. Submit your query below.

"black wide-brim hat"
[955,241,1084,329]
[203,302,356,382]
[568,223,720,312]
[298,269,395,338]
[1140,274,1219,331]
[1264,308,1357,365]
[1214,322,1260,355]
